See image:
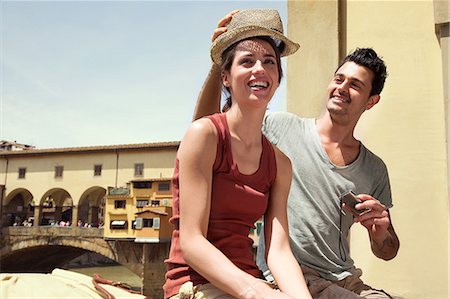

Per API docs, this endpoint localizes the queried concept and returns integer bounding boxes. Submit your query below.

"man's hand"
[352,194,389,237]
[351,194,400,260]
[211,9,240,42]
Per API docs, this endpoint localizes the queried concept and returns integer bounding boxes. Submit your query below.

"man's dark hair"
[337,48,388,96]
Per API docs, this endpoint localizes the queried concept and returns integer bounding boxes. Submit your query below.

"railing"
[2,226,104,238]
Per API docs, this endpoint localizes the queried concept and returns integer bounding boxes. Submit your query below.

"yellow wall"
[104,195,134,238]
[288,1,449,298]
[1,148,176,206]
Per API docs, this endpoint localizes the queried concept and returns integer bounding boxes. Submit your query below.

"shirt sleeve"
[262,112,292,146]
[372,158,393,209]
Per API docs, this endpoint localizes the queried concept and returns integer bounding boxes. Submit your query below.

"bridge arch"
[37,188,73,226]
[2,188,34,226]
[77,186,106,227]
[0,227,116,273]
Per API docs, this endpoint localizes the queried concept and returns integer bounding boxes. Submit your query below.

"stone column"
[90,206,99,225]
[54,206,63,222]
[87,205,93,225]
[142,243,169,299]
[33,206,41,226]
[71,206,78,227]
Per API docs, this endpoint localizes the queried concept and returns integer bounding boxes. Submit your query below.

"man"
[193,12,400,299]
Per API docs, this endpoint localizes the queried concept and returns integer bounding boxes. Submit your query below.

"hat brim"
[210,25,300,65]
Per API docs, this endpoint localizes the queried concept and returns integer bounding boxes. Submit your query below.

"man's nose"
[337,80,350,93]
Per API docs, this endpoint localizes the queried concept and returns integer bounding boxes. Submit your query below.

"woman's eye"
[265,59,276,65]
[239,59,253,65]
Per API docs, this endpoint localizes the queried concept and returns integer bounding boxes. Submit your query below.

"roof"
[0,140,35,151]
[0,141,180,158]
[135,209,169,216]
[131,178,173,183]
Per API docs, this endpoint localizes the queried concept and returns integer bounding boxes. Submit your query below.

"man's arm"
[368,212,400,260]
[351,194,400,260]
[192,63,222,120]
[192,10,239,121]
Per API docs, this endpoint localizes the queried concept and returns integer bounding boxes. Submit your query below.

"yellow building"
[104,178,173,242]
[0,142,178,228]
[287,1,449,298]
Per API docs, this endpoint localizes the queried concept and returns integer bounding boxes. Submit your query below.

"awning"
[111,220,126,226]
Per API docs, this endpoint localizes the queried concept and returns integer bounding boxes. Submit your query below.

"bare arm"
[264,147,312,299]
[370,218,399,260]
[178,120,294,299]
[192,63,222,120]
[351,195,400,260]
[192,10,239,121]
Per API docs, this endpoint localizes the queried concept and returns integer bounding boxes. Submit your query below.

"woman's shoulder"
[179,117,218,153]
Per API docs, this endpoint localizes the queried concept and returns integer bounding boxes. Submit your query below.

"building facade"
[287,1,449,298]
[105,178,173,243]
[0,142,178,229]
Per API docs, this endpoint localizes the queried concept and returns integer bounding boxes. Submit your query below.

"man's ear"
[366,95,380,110]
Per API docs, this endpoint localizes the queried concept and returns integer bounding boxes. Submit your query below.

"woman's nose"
[252,60,265,74]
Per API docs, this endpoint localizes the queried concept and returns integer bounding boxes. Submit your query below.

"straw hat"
[210,9,300,65]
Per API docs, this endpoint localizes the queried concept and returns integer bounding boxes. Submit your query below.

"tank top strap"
[261,134,277,187]
[205,113,231,172]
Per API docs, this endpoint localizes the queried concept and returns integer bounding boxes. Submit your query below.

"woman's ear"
[222,71,230,87]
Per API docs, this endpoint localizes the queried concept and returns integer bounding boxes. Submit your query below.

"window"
[142,218,160,229]
[134,181,152,189]
[110,220,127,230]
[143,218,154,228]
[18,167,26,179]
[150,200,160,206]
[94,164,102,176]
[114,200,126,209]
[55,166,64,178]
[136,199,149,208]
[133,218,160,230]
[134,163,144,177]
[158,182,170,191]
[133,218,143,229]
[256,222,263,236]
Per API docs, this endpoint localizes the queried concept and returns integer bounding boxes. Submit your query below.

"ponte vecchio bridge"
[0,141,179,298]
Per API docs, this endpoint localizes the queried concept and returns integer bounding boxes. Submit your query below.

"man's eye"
[351,83,361,90]
[265,59,276,65]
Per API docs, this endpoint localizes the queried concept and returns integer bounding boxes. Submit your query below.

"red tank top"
[164,113,277,298]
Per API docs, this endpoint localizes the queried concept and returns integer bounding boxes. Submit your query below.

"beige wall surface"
[288,1,448,298]
[287,0,340,117]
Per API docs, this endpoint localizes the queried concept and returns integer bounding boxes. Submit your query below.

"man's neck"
[316,112,360,166]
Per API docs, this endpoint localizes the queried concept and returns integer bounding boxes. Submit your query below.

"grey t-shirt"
[257,112,392,281]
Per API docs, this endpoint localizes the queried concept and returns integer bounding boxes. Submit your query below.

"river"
[61,252,145,292]
[66,264,142,291]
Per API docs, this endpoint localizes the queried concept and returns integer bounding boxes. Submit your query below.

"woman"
[164,9,312,299]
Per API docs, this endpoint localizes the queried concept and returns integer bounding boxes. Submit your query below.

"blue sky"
[1,0,288,149]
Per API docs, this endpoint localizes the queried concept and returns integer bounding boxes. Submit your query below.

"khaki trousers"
[168,281,236,299]
[301,265,393,299]
[169,279,276,299]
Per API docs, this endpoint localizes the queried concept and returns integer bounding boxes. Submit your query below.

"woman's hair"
[220,36,284,112]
